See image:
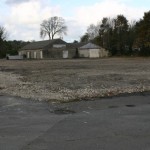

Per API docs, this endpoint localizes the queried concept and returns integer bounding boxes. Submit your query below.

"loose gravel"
[0,58,150,102]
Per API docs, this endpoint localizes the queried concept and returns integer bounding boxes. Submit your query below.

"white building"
[79,43,109,58]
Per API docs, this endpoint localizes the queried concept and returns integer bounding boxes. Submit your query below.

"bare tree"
[40,16,67,40]
[87,23,100,40]
[0,26,7,41]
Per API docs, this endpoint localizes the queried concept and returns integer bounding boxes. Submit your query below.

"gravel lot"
[0,58,150,101]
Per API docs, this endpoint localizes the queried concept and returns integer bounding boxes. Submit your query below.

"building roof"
[79,42,100,49]
[20,39,67,50]
[66,42,87,49]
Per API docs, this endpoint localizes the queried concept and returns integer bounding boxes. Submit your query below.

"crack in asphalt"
[21,115,70,150]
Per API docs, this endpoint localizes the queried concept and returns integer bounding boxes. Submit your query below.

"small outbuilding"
[78,42,108,58]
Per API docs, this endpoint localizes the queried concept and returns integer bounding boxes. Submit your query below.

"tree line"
[0,26,29,58]
[0,11,149,58]
[80,11,150,56]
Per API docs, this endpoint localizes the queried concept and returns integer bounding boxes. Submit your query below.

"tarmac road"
[0,93,150,150]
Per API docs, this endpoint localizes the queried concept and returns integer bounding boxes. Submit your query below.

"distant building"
[19,39,67,59]
[19,39,108,59]
[79,43,109,58]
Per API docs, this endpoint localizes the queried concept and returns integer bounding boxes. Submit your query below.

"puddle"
[126,105,136,107]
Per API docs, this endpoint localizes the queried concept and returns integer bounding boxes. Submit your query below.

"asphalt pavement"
[0,92,150,150]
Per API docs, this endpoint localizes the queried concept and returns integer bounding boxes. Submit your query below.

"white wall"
[89,49,99,58]
[8,55,23,60]
[40,51,43,59]
[79,48,108,58]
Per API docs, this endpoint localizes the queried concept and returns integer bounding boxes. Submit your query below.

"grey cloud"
[6,0,31,5]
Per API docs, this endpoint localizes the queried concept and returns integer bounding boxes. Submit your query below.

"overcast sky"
[0,0,149,42]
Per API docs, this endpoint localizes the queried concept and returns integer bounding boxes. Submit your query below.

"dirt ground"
[0,58,150,101]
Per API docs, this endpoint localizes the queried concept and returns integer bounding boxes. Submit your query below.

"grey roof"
[66,42,87,49]
[20,39,67,50]
[79,42,100,49]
